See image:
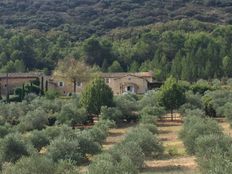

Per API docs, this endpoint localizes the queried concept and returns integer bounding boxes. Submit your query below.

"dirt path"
[102,123,136,150]
[142,119,198,174]
[218,119,232,136]
[79,123,136,173]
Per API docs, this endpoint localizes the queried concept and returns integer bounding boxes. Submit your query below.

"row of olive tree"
[0,117,114,173]
[180,110,232,173]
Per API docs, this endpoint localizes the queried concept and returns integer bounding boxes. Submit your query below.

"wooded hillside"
[1,0,232,39]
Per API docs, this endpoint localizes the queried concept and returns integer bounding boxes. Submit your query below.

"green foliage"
[191,80,212,94]
[180,116,223,154]
[88,153,119,174]
[80,78,113,115]
[160,77,186,116]
[99,106,123,124]
[57,103,87,126]
[111,141,145,169]
[28,130,50,151]
[202,89,232,117]
[0,125,11,138]
[222,102,232,126]
[123,127,163,157]
[47,137,84,164]
[139,124,158,135]
[0,133,32,163]
[18,109,48,132]
[1,0,231,39]
[88,152,139,174]
[179,91,204,116]
[140,105,165,122]
[45,90,60,100]
[108,60,123,72]
[2,156,78,174]
[195,134,232,174]
[114,93,139,122]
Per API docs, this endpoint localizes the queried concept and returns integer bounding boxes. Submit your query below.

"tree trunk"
[73,80,76,93]
[171,110,173,121]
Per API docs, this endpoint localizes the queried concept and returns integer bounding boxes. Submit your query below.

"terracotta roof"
[0,72,43,78]
[101,72,153,78]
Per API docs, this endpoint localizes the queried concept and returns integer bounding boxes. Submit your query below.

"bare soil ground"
[218,119,232,136]
[102,123,136,150]
[141,117,199,174]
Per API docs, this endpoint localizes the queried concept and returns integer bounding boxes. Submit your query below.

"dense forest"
[0,0,232,81]
[1,0,232,39]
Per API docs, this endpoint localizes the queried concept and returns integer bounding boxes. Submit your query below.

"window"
[58,81,64,87]
[76,81,82,87]
[105,78,109,83]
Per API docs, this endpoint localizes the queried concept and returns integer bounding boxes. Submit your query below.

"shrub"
[191,79,212,95]
[2,156,78,174]
[18,108,48,132]
[0,125,10,138]
[140,123,158,135]
[47,126,101,165]
[84,127,107,144]
[111,141,145,169]
[99,106,123,124]
[28,130,50,151]
[88,152,138,174]
[88,153,118,174]
[140,105,165,121]
[43,126,61,140]
[202,90,232,117]
[139,90,161,108]
[0,133,32,163]
[123,127,163,157]
[75,133,101,156]
[114,94,138,120]
[57,104,87,126]
[180,108,205,118]
[222,102,232,126]
[180,116,223,154]
[2,156,55,174]
[47,137,84,164]
[45,90,60,100]
[116,155,139,174]
[180,91,203,112]
[196,134,232,174]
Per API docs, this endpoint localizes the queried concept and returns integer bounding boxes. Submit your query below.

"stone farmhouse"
[0,72,161,97]
[0,72,44,97]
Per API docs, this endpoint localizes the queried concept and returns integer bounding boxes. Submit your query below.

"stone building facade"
[0,72,44,97]
[0,72,155,96]
[50,72,154,95]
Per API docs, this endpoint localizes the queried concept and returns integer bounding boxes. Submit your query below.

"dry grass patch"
[219,121,232,137]
[103,123,137,150]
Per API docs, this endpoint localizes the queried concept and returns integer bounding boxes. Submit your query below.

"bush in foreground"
[180,116,223,154]
[2,156,78,174]
[196,134,232,174]
[123,126,163,157]
[0,134,32,163]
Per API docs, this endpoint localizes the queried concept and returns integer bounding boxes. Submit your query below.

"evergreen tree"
[80,78,114,115]
[223,56,232,77]
[108,60,123,72]
[160,76,186,120]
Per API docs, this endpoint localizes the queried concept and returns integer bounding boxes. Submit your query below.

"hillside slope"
[0,0,232,40]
